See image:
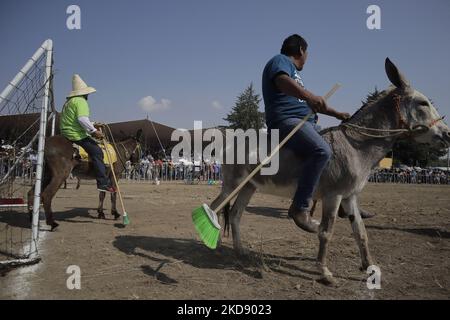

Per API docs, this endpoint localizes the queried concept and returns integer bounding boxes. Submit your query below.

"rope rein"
[102,123,140,168]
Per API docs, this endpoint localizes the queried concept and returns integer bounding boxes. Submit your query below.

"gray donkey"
[210,58,450,285]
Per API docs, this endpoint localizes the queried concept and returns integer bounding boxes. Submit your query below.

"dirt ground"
[0,181,449,300]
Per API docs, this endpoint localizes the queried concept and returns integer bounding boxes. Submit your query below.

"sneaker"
[97,185,117,193]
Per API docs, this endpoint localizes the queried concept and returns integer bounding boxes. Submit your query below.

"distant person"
[140,157,150,179]
[125,160,132,180]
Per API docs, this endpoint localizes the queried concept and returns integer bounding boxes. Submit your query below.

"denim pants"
[73,137,109,187]
[276,118,332,210]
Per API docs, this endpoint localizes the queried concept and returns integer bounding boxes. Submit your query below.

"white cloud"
[212,100,223,110]
[138,96,171,112]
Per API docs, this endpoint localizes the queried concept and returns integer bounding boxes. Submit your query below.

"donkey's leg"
[28,169,51,219]
[110,192,120,220]
[109,172,120,220]
[210,191,228,211]
[97,191,106,219]
[317,194,342,285]
[229,184,256,256]
[41,173,68,231]
[338,201,376,219]
[341,195,374,270]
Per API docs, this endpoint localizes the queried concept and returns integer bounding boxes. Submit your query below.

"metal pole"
[51,112,56,136]
[50,72,56,136]
[30,39,53,258]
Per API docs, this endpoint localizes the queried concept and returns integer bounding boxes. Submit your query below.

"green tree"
[224,83,265,130]
[363,88,447,167]
[393,141,447,167]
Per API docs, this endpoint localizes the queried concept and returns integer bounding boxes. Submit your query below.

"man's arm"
[77,116,104,139]
[320,108,350,120]
[274,74,350,120]
[78,116,97,133]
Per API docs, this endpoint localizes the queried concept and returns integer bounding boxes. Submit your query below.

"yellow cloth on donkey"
[78,142,117,165]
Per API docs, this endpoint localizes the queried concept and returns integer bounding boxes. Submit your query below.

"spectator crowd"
[369,167,449,185]
[122,155,222,183]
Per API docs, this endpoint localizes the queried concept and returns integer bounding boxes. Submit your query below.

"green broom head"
[192,204,221,249]
[123,212,130,225]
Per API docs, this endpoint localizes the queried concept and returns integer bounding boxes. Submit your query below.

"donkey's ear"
[385,58,409,89]
[135,129,143,141]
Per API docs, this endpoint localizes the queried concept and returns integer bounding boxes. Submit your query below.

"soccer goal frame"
[0,39,54,269]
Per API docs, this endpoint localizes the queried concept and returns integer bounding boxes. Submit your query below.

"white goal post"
[0,39,54,269]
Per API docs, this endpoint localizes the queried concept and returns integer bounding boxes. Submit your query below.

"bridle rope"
[340,92,444,139]
[103,123,141,167]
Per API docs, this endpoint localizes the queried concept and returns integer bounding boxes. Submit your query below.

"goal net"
[0,39,54,271]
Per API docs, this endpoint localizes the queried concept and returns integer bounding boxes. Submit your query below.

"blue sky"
[1,0,449,129]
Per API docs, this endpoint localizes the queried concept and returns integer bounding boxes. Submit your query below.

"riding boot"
[288,204,320,233]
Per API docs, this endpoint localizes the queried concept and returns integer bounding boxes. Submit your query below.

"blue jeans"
[73,137,110,187]
[277,118,332,210]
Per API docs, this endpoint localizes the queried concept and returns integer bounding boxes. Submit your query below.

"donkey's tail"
[222,202,231,237]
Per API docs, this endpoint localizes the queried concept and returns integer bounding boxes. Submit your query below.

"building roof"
[0,113,178,152]
[106,119,176,151]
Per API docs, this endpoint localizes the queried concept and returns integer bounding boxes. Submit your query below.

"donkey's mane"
[320,87,394,135]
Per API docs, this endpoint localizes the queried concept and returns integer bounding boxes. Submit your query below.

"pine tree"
[223,83,265,130]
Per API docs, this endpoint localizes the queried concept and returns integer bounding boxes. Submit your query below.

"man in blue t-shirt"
[262,34,350,233]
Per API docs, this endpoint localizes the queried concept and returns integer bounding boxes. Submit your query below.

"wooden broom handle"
[214,83,341,213]
[100,131,127,214]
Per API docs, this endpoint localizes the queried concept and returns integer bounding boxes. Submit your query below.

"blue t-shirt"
[262,54,316,128]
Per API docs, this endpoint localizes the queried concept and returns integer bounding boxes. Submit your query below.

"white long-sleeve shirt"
[77,116,97,134]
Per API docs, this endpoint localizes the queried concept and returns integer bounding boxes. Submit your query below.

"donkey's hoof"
[111,211,121,220]
[98,212,106,219]
[361,209,376,219]
[235,247,250,258]
[50,222,59,231]
[317,275,338,287]
[316,265,338,286]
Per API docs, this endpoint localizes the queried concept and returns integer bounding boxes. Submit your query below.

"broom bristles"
[123,213,130,225]
[192,206,220,249]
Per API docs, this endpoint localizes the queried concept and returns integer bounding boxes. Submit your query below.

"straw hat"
[67,74,96,98]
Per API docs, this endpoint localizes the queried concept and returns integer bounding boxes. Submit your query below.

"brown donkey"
[28,129,142,230]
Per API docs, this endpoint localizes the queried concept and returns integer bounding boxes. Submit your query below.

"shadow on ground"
[367,225,450,239]
[245,206,288,219]
[113,235,364,285]
[54,207,119,224]
[0,210,30,229]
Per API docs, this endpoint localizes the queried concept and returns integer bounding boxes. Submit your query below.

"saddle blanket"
[76,142,117,165]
